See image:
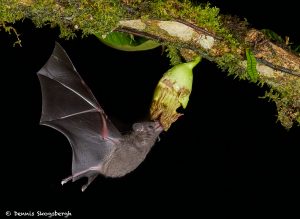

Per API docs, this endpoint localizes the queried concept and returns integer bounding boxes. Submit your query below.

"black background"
[0,1,299,217]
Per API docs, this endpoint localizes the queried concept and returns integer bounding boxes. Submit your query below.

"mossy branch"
[1,0,299,128]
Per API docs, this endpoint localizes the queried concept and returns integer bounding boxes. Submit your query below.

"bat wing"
[37,42,121,190]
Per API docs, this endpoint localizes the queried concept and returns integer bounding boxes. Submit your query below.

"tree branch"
[1,0,299,128]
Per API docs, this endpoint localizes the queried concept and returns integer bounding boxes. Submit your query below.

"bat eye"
[148,125,154,129]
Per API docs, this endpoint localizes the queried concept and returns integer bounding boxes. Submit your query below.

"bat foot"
[81,174,98,192]
[81,184,88,192]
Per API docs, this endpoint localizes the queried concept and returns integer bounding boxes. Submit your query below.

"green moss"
[215,53,246,79]
[165,46,182,66]
[0,22,21,46]
[0,0,27,23]
[263,77,300,128]
[221,15,249,44]
[150,1,220,30]
[73,1,124,36]
[150,1,237,42]
[29,0,73,37]
[1,0,125,39]
[1,0,240,52]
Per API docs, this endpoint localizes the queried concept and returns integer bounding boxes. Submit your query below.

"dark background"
[0,1,299,217]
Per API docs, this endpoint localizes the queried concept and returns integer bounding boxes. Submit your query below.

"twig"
[173,18,223,40]
[256,58,300,77]
[115,26,214,61]
[115,26,164,42]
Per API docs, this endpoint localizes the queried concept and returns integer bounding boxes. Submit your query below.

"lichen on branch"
[1,0,299,128]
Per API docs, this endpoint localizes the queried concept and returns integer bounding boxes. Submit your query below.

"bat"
[37,42,163,191]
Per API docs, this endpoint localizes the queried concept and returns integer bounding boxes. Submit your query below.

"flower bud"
[150,56,201,130]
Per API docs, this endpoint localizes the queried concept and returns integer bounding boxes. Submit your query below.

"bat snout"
[144,121,163,132]
[154,121,163,132]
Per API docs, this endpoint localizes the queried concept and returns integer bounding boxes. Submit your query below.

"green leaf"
[261,29,284,43]
[245,48,258,82]
[294,45,300,53]
[95,32,160,51]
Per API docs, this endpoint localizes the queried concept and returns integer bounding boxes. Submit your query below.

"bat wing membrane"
[37,42,121,188]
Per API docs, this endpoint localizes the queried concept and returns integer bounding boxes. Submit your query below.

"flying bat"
[37,42,163,191]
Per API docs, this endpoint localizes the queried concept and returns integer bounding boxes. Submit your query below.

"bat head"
[132,121,163,134]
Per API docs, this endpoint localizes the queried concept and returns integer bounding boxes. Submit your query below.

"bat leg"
[61,165,103,188]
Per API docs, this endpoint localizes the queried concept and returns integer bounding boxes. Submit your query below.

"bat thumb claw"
[61,176,73,186]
